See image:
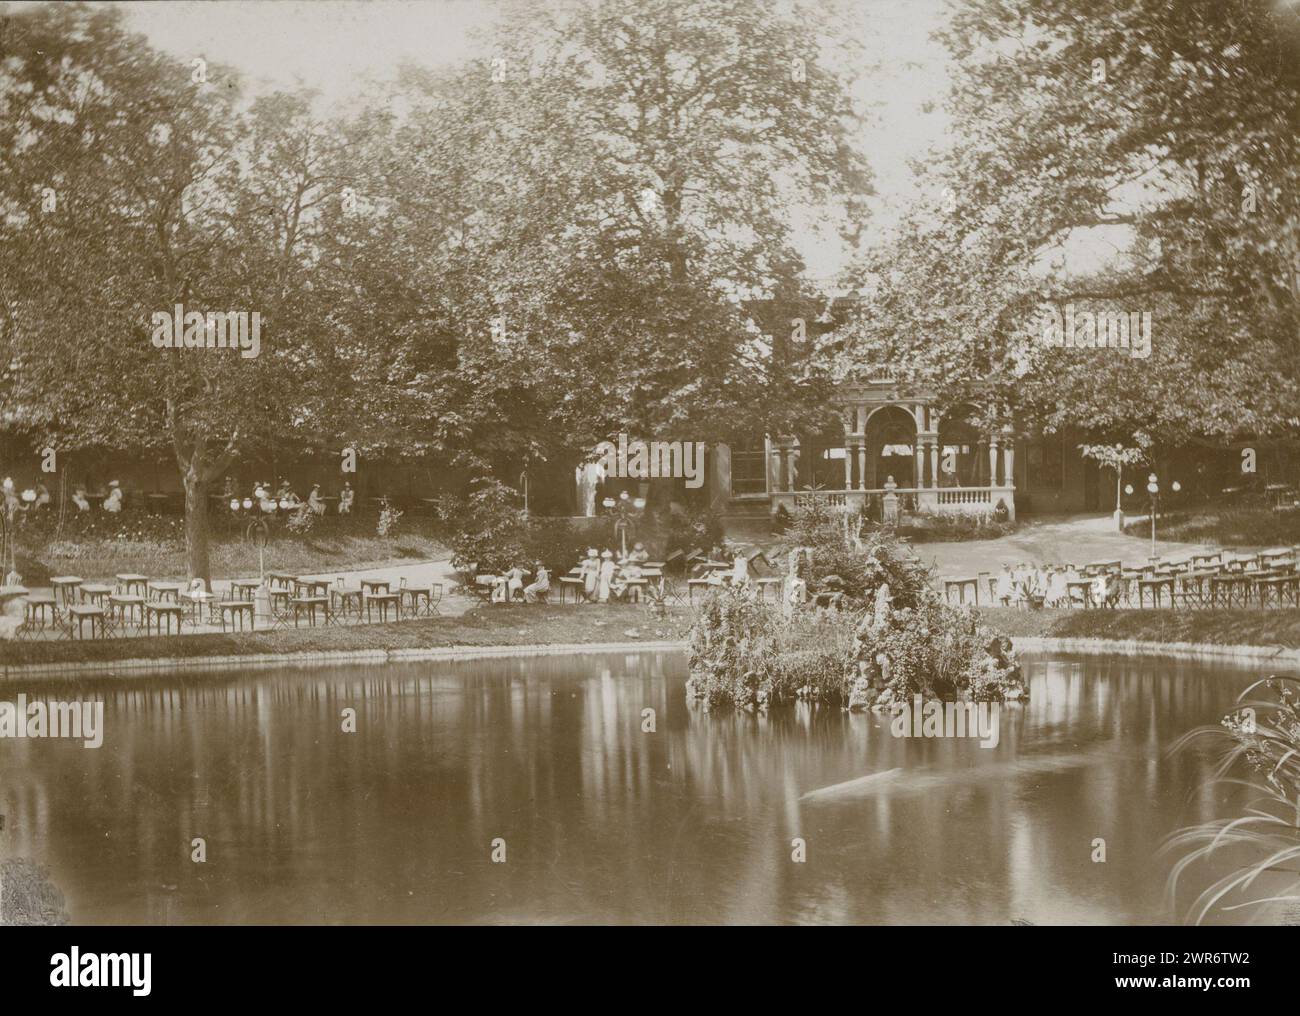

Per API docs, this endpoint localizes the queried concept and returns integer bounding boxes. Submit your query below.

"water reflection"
[0,652,1282,924]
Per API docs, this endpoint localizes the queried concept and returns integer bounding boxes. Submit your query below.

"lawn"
[0,604,695,668]
[979,606,1300,649]
[1122,503,1300,548]
[11,509,448,585]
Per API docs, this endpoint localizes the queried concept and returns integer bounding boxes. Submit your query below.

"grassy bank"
[979,607,1300,649]
[13,510,447,585]
[0,604,694,668]
[1121,504,1300,548]
[6,599,1300,672]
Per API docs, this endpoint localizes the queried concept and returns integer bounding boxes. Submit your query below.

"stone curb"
[0,640,690,681]
[1011,636,1300,665]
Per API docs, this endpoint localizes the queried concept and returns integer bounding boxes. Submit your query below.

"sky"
[17,0,958,280]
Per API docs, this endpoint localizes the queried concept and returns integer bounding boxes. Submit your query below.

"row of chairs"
[953,546,1300,611]
[14,573,444,640]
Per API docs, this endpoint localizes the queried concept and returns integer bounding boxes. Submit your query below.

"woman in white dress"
[995,564,1014,606]
[579,549,600,602]
[103,480,123,512]
[524,564,550,602]
[597,549,616,603]
[1046,566,1069,607]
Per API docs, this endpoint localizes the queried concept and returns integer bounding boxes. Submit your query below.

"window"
[729,433,768,495]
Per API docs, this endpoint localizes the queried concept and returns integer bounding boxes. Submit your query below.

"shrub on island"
[686,511,1024,710]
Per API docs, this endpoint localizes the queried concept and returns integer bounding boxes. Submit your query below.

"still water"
[0,651,1287,925]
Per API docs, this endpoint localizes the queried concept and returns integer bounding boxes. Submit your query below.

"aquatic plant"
[1164,676,1300,924]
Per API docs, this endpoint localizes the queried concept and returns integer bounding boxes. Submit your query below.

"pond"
[0,650,1289,925]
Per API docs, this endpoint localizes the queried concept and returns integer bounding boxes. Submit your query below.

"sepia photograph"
[0,0,1298,987]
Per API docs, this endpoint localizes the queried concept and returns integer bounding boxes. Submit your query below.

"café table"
[360,578,391,595]
[115,573,149,596]
[943,576,980,606]
[1210,573,1253,607]
[49,576,84,606]
[1137,575,1176,609]
[1255,573,1300,608]
[364,590,401,622]
[218,600,255,632]
[266,572,297,592]
[1177,569,1217,607]
[292,577,331,598]
[146,581,181,603]
[143,601,184,635]
[229,578,262,601]
[78,583,113,607]
[108,594,146,631]
[1065,579,1095,608]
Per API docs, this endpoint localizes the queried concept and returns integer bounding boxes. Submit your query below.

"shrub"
[773,502,931,608]
[665,504,723,556]
[375,498,403,538]
[686,537,1024,711]
[899,512,1016,542]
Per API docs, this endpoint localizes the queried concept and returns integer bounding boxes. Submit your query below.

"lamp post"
[1126,473,1180,556]
[231,496,270,581]
[609,489,646,559]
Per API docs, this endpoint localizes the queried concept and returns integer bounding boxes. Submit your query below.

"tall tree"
[846,0,1300,455]
[0,5,345,584]
[351,0,874,490]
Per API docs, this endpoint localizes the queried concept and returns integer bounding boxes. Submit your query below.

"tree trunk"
[183,472,211,590]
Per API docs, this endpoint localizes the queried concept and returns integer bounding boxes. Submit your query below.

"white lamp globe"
[242,498,253,509]
[1124,484,1134,496]
[230,498,240,511]
[1171,480,1181,493]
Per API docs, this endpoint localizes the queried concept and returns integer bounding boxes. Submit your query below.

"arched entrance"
[865,406,916,489]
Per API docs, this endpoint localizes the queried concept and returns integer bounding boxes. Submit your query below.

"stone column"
[988,437,1000,487]
[1003,441,1015,489]
[914,439,926,489]
[929,439,939,488]
[856,442,867,490]
[842,441,854,490]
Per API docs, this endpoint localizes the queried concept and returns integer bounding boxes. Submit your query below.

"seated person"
[625,541,650,566]
[71,486,90,511]
[1093,571,1118,608]
[276,481,300,508]
[730,551,749,587]
[612,559,644,602]
[1045,566,1069,607]
[103,480,123,512]
[307,484,326,516]
[256,484,277,513]
[339,482,355,514]
[493,564,527,602]
[33,482,50,509]
[524,563,550,602]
